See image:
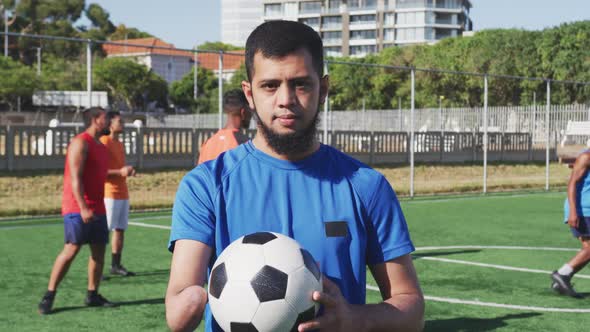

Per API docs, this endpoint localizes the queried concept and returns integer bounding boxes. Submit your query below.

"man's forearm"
[166,285,207,332]
[358,294,424,332]
[71,178,88,211]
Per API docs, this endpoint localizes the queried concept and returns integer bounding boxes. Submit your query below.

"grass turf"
[1,193,589,331]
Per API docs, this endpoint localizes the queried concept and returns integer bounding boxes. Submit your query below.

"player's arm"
[298,254,424,332]
[567,153,590,228]
[68,137,93,223]
[107,166,135,178]
[165,239,213,332]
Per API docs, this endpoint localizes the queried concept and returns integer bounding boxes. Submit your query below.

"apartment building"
[261,0,473,57]
[221,0,264,47]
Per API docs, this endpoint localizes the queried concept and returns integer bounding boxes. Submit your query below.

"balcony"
[323,38,343,46]
[322,23,343,30]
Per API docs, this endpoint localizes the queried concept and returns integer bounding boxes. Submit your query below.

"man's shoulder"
[323,145,385,182]
[198,143,251,177]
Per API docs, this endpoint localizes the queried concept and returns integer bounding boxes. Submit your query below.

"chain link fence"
[1,31,589,215]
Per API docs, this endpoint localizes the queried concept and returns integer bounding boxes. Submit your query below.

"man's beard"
[252,104,320,156]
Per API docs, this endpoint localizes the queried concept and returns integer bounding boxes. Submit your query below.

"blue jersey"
[169,141,415,332]
[564,152,590,220]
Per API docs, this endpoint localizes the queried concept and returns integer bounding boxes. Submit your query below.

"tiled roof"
[103,38,194,58]
[103,38,245,71]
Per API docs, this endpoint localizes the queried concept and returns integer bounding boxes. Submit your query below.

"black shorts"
[570,217,590,238]
[63,213,109,245]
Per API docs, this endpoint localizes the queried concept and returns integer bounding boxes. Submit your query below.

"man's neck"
[110,132,120,141]
[251,134,320,161]
[85,127,101,141]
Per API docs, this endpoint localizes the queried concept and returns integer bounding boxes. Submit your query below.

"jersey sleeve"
[168,167,217,252]
[365,175,415,265]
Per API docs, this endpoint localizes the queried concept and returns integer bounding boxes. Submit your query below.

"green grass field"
[1,192,589,331]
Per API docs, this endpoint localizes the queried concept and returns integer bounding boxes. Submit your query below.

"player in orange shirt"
[100,111,137,277]
[197,89,252,164]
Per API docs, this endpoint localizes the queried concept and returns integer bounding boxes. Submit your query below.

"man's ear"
[319,75,330,104]
[242,81,255,109]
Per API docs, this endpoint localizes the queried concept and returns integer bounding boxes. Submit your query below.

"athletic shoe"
[85,293,116,307]
[551,271,583,298]
[110,265,136,277]
[38,294,55,315]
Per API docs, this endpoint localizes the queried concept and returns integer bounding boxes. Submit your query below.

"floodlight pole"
[36,47,41,76]
[193,47,198,101]
[86,40,92,108]
[324,63,329,144]
[3,9,8,57]
[410,68,415,198]
[483,74,488,194]
[218,51,223,129]
[545,80,551,191]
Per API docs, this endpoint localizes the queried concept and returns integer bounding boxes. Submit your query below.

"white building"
[260,0,473,57]
[103,38,194,85]
[221,0,264,47]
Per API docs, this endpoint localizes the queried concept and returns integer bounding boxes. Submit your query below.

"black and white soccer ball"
[208,232,322,332]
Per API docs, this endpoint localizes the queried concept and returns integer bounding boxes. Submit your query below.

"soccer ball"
[208,232,322,332]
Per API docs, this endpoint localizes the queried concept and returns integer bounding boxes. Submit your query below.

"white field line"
[4,219,590,313]
[401,192,563,204]
[416,245,579,252]
[366,284,590,312]
[418,256,590,280]
[0,215,171,230]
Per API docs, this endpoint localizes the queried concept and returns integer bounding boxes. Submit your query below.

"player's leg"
[110,199,134,276]
[38,214,84,314]
[552,218,590,298]
[85,215,115,307]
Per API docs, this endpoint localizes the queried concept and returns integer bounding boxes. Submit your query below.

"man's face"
[110,115,124,134]
[242,48,328,150]
[94,111,111,136]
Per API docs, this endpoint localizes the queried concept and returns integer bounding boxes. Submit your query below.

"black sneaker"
[85,293,116,307]
[551,271,583,298]
[38,294,55,315]
[110,265,136,277]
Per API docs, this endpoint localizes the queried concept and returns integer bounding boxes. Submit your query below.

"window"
[322,15,342,28]
[299,1,322,14]
[264,3,282,16]
[350,14,376,25]
[384,13,395,25]
[396,12,425,25]
[324,46,342,57]
[329,0,341,9]
[322,31,342,41]
[349,0,360,8]
[349,45,376,56]
[299,17,320,27]
[384,28,395,41]
[350,29,376,40]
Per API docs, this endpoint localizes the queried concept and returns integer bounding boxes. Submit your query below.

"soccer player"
[551,149,590,298]
[38,107,115,315]
[165,21,424,332]
[197,89,252,164]
[100,111,136,277]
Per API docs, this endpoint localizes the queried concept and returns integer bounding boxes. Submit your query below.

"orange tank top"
[100,135,129,199]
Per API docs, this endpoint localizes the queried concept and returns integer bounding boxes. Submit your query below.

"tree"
[109,24,153,41]
[197,41,243,52]
[0,56,38,110]
[94,57,168,111]
[169,67,219,113]
[85,3,115,35]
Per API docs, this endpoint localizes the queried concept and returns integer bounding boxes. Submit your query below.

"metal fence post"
[86,40,92,108]
[218,51,223,129]
[483,74,488,194]
[324,63,329,144]
[6,125,14,171]
[410,68,415,198]
[136,127,144,169]
[545,80,551,191]
[369,131,375,166]
[192,128,199,165]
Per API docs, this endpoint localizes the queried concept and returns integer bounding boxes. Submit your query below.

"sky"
[87,0,590,50]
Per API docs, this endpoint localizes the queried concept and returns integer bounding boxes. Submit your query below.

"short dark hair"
[106,111,121,122]
[82,107,106,128]
[245,20,324,82]
[223,89,247,115]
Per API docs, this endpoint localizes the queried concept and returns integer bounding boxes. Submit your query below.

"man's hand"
[298,277,364,332]
[568,211,580,228]
[120,165,136,177]
[81,207,96,224]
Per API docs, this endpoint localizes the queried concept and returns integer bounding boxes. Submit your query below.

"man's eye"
[261,83,278,90]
